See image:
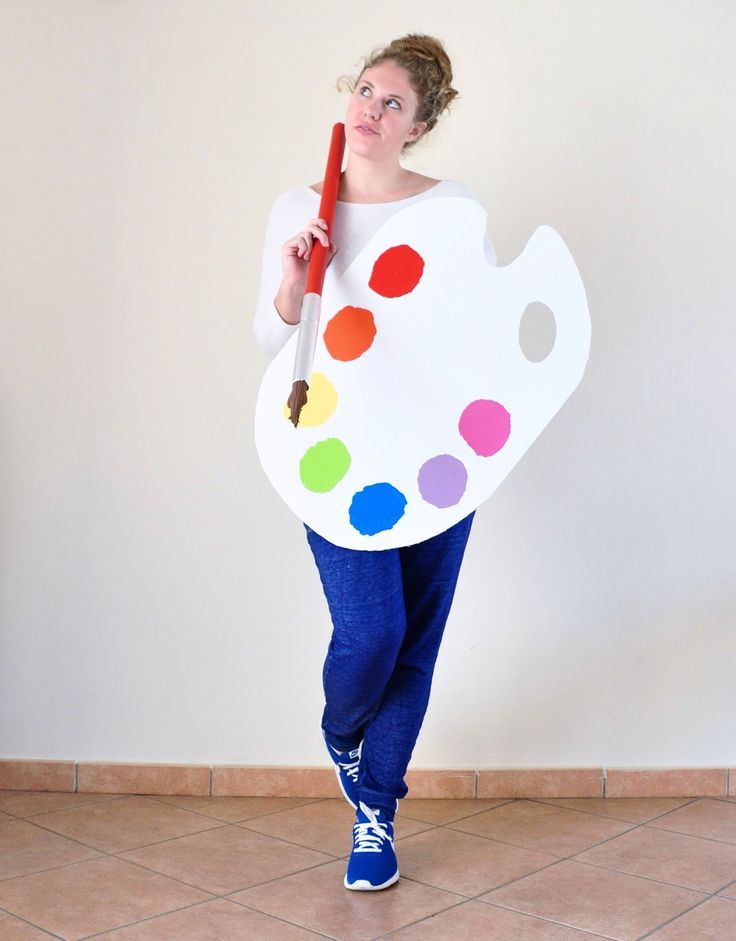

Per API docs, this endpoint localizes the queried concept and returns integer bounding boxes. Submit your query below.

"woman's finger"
[303,223,329,246]
[283,221,330,259]
[287,234,309,258]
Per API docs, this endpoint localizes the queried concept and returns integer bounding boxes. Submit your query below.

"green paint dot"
[299,438,351,493]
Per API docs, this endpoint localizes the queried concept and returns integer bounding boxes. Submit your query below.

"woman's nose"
[363,101,381,120]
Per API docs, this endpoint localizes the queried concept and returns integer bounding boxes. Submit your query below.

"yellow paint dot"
[282,372,338,427]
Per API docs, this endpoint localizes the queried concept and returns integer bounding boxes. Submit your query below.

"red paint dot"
[369,244,425,298]
[323,306,376,361]
[458,400,511,456]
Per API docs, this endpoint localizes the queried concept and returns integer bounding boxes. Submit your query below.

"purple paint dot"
[458,399,511,456]
[417,454,468,508]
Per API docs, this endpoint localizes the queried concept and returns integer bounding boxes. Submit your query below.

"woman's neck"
[338,154,420,203]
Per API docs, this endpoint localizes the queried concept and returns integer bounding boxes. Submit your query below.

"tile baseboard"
[0,760,731,799]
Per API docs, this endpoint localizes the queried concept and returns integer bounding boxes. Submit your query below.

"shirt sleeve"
[459,182,497,265]
[440,179,498,266]
[252,191,300,360]
[483,231,498,266]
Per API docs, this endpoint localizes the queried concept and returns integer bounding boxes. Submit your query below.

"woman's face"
[345,60,427,160]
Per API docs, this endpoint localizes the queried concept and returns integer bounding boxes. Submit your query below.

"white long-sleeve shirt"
[253,180,497,360]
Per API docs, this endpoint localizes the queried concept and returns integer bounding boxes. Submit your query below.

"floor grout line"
[635,895,726,941]
[0,904,68,940]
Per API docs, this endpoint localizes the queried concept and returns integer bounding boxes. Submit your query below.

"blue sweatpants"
[304,512,475,816]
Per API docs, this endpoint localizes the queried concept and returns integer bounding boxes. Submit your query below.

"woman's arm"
[253,191,336,359]
[253,193,302,359]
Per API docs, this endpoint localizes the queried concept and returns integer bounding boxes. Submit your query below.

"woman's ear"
[407,120,427,143]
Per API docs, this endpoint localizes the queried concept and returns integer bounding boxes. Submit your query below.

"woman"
[254,34,497,891]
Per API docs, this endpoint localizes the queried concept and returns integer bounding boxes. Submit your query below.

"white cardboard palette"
[255,196,591,549]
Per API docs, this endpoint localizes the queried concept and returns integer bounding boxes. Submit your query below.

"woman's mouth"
[356,125,378,136]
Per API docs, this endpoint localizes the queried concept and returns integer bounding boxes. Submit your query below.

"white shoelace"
[352,801,394,853]
[337,750,360,783]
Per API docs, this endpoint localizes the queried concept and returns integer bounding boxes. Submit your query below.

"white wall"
[1,0,734,768]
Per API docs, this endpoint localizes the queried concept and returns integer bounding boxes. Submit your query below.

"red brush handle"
[305,123,345,296]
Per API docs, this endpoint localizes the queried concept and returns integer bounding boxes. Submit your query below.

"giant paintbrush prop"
[287,122,346,427]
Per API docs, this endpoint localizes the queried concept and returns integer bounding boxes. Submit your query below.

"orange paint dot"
[324,306,377,361]
[369,244,425,297]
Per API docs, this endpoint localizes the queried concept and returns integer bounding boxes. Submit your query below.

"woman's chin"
[346,128,382,150]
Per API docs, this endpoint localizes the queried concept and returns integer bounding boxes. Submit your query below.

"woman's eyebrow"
[360,80,405,101]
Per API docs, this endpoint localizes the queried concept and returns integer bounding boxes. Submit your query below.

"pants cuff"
[357,790,400,818]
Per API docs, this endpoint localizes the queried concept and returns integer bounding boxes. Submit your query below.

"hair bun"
[385,35,458,112]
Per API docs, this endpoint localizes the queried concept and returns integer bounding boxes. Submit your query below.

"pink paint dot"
[458,400,511,456]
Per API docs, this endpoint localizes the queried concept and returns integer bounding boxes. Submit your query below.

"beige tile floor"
[2,791,736,939]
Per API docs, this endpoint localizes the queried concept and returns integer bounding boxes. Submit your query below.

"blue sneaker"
[322,729,361,809]
[344,801,399,891]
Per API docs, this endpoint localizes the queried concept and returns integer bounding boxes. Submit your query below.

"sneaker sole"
[344,868,400,891]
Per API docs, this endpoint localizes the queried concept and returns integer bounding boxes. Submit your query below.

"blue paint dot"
[349,483,407,536]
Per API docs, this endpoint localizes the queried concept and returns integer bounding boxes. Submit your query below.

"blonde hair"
[338,34,459,150]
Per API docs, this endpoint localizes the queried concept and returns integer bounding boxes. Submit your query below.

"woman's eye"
[357,87,400,109]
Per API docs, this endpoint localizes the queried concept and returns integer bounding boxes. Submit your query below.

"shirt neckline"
[305,180,444,206]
